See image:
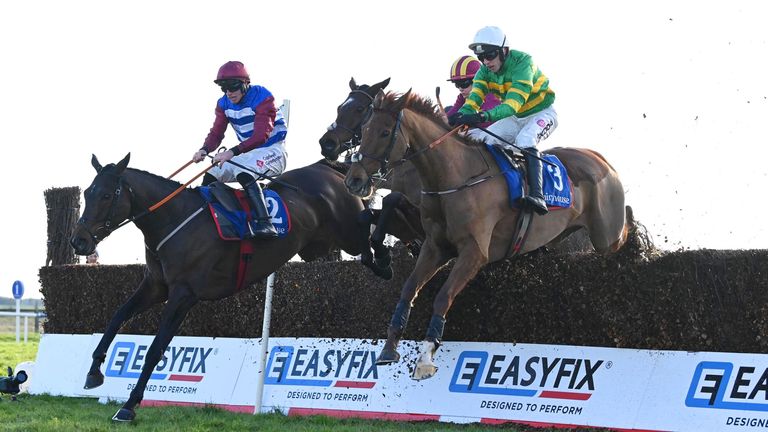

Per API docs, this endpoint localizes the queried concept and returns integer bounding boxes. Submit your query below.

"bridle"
[327,89,375,155]
[350,108,404,181]
[75,174,136,243]
[351,107,499,196]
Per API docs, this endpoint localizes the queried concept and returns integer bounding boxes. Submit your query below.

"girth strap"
[236,241,254,291]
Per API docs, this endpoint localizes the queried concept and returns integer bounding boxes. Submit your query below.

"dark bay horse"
[319,77,424,270]
[70,154,381,421]
[344,90,630,380]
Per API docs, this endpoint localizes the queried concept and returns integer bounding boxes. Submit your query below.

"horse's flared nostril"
[319,138,340,160]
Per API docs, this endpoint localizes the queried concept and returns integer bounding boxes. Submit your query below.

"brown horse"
[320,78,593,259]
[319,77,424,273]
[70,154,382,421]
[344,90,629,379]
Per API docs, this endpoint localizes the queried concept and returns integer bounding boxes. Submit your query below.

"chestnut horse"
[70,154,385,421]
[344,90,630,379]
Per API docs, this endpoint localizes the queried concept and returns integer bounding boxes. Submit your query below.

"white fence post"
[15,300,20,343]
[254,272,276,414]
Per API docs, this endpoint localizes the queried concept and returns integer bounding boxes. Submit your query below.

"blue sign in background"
[12,280,24,299]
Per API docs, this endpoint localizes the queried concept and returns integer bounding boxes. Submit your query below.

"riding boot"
[238,175,278,239]
[522,148,549,215]
[201,173,217,186]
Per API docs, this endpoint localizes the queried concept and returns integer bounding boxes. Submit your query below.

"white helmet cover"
[469,26,508,53]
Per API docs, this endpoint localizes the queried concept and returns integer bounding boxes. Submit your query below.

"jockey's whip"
[474,126,557,167]
[435,86,446,118]
[149,164,215,212]
[206,153,300,192]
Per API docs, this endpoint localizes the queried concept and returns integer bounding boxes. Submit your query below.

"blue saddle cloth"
[485,145,572,209]
[199,187,291,240]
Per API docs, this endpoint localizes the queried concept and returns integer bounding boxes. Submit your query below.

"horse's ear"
[393,88,412,111]
[91,154,102,173]
[375,77,390,90]
[115,153,130,174]
[373,89,386,108]
[349,77,357,90]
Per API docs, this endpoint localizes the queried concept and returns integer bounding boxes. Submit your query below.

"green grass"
[0,395,545,432]
[0,332,39,369]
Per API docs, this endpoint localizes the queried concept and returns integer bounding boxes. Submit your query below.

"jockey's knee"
[236,172,256,187]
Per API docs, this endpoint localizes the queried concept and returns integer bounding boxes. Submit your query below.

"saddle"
[199,182,291,241]
[198,181,291,292]
[485,144,572,210]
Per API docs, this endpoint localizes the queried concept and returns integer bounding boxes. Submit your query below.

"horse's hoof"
[376,265,393,281]
[112,407,135,422]
[84,370,104,389]
[374,252,391,268]
[376,348,400,365]
[411,363,438,381]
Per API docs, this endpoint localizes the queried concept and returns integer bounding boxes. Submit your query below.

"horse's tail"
[623,204,634,242]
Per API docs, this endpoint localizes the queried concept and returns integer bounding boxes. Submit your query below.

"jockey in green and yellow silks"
[448,26,557,215]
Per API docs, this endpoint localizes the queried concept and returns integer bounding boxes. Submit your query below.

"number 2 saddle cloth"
[198,183,291,241]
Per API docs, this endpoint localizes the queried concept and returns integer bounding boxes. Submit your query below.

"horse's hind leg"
[413,244,486,380]
[586,180,629,254]
[85,275,167,390]
[378,240,449,365]
[113,286,198,422]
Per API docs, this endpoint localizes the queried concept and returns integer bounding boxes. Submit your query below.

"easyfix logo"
[265,346,378,389]
[449,351,606,400]
[686,361,768,411]
[104,341,212,382]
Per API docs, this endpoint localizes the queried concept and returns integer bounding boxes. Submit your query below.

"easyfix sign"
[31,335,768,431]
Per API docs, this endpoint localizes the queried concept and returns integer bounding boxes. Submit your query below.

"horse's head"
[344,89,412,198]
[319,77,390,161]
[70,153,133,255]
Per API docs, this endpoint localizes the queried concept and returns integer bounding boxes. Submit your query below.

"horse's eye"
[355,106,365,113]
[380,130,390,138]
[102,194,111,200]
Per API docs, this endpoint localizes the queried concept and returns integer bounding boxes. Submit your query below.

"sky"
[1,1,767,299]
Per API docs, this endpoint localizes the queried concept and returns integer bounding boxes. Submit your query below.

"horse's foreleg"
[358,209,394,280]
[372,193,423,263]
[378,241,449,365]
[412,245,486,380]
[370,192,404,269]
[85,276,167,390]
[113,288,197,422]
[357,208,375,267]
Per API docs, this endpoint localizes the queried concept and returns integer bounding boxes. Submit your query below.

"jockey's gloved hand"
[456,112,486,127]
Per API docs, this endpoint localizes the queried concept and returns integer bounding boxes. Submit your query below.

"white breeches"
[209,142,287,182]
[466,105,558,149]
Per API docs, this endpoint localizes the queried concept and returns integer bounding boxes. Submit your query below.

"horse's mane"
[124,167,183,188]
[315,158,350,175]
[381,91,485,147]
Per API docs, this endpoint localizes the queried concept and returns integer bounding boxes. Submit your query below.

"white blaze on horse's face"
[340,97,354,110]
